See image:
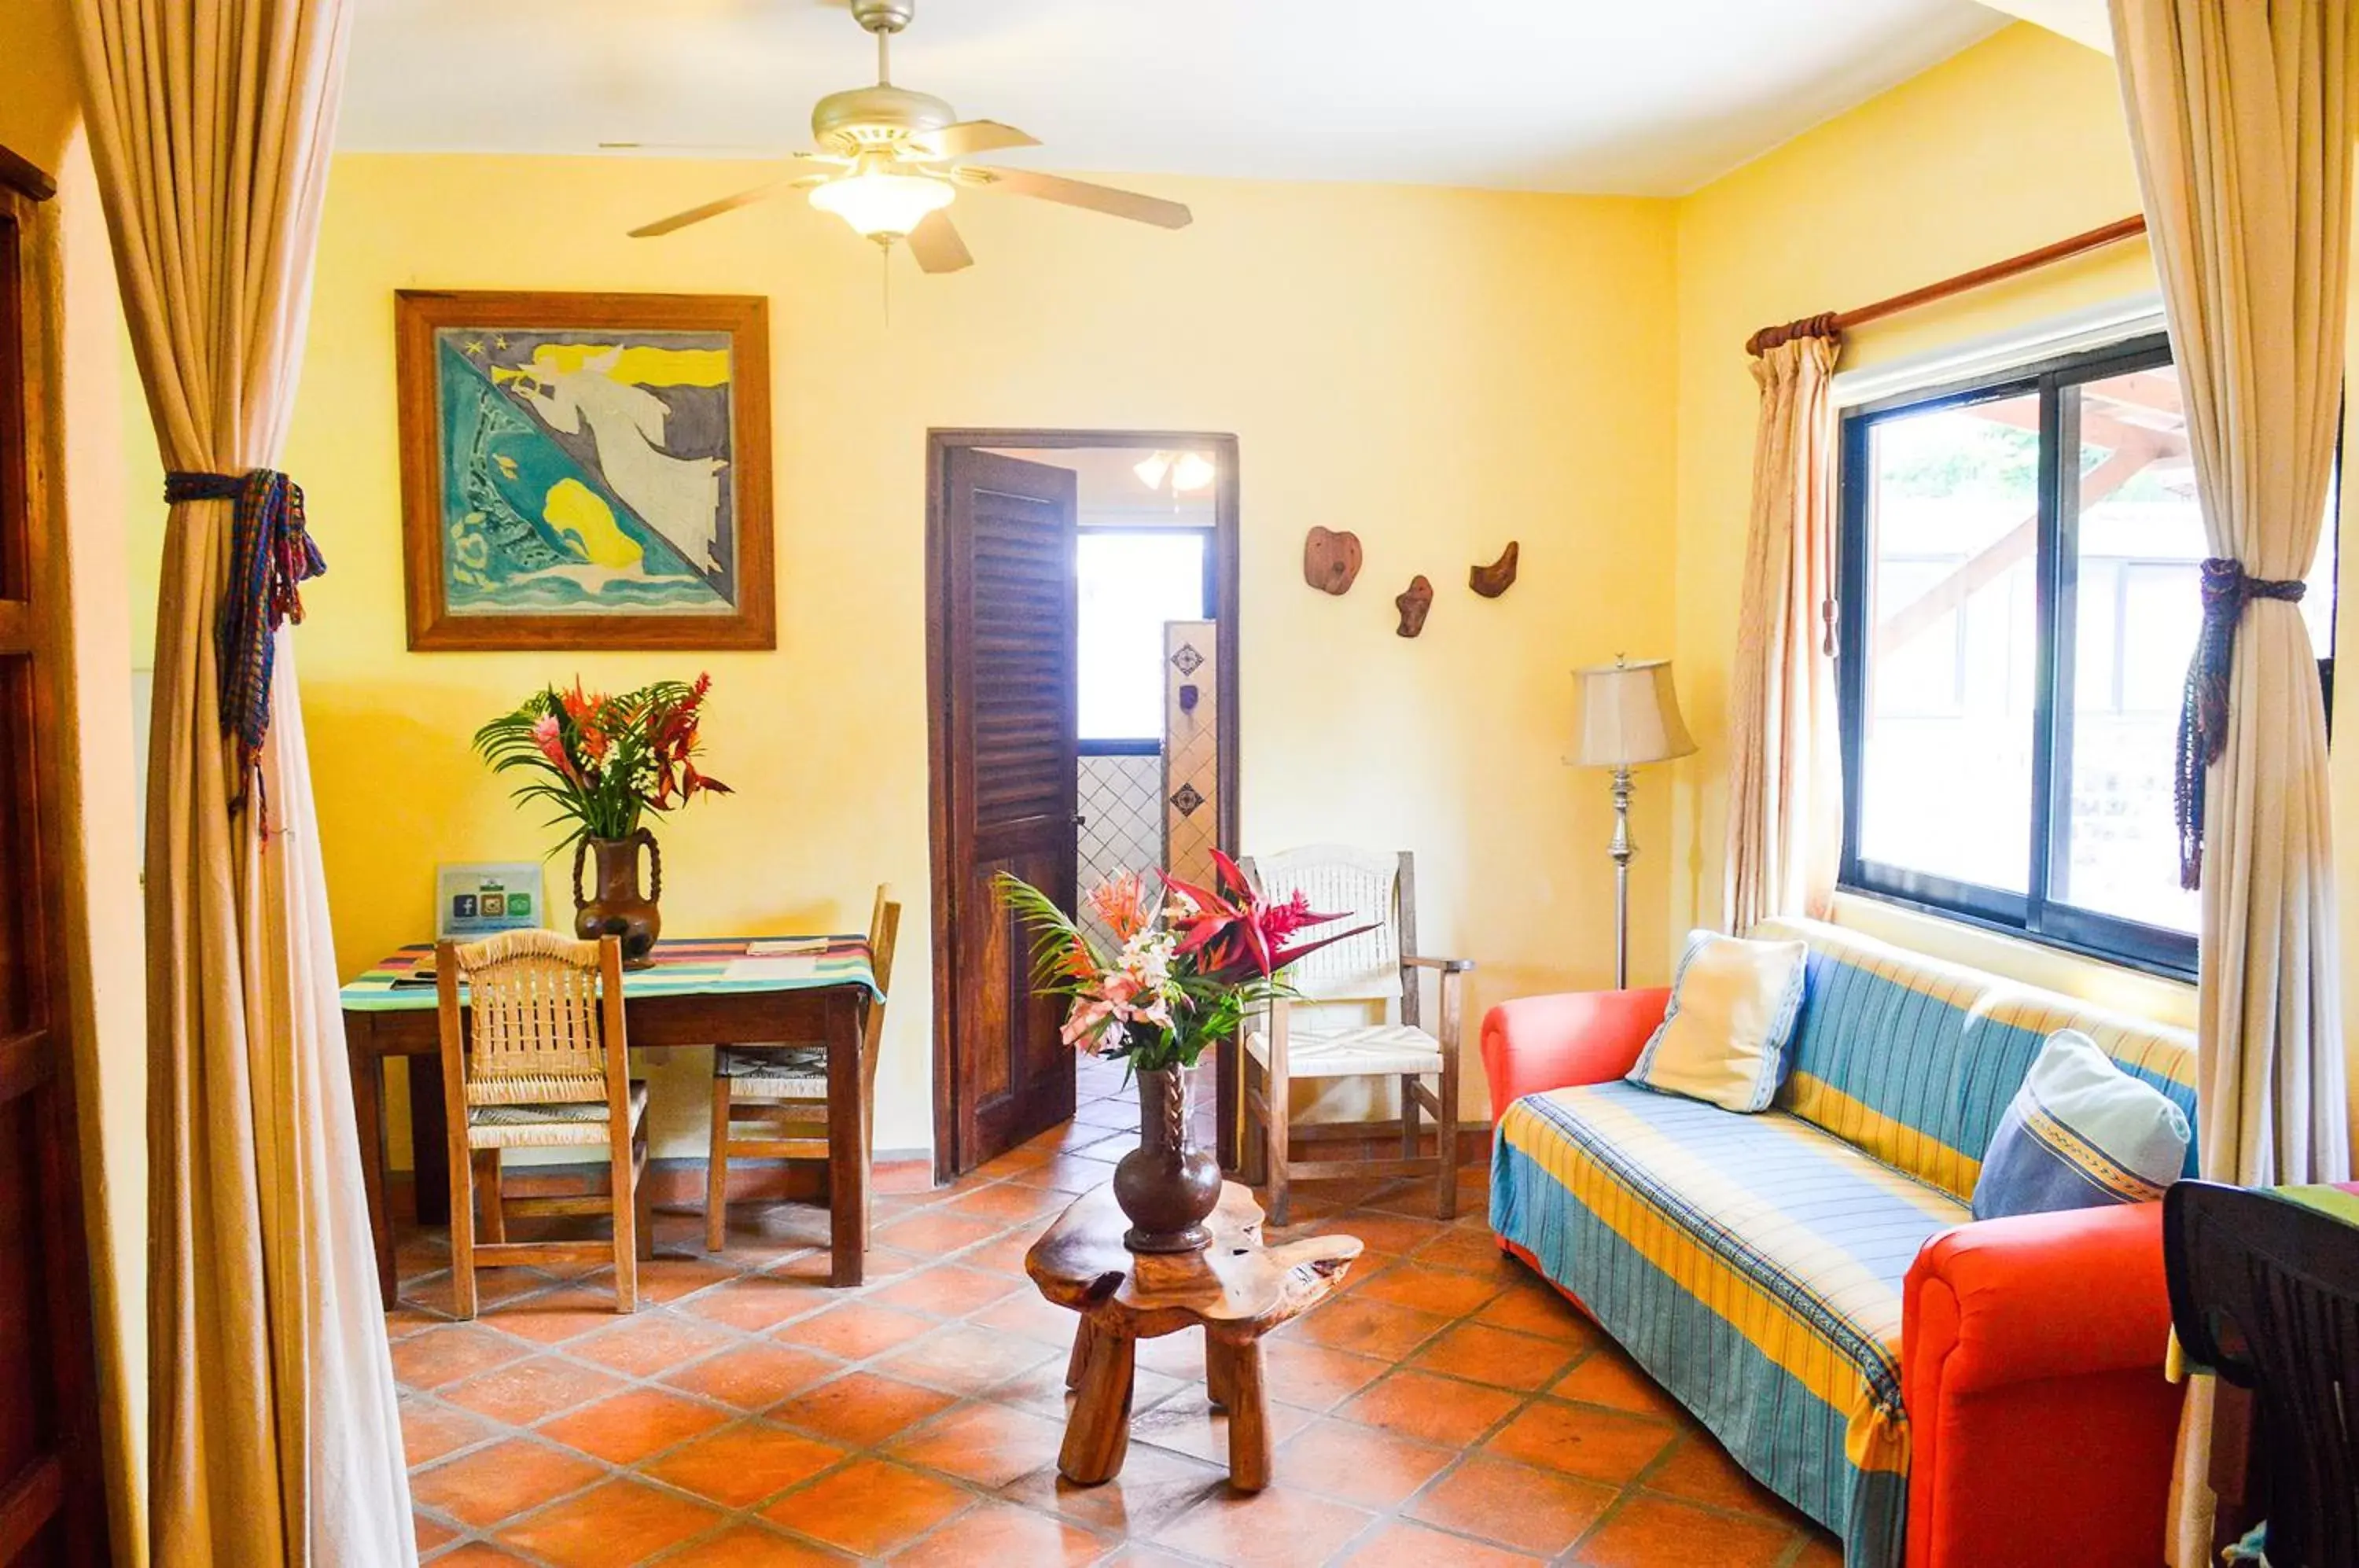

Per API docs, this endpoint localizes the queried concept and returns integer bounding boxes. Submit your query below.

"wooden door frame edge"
[924,429,1242,1183]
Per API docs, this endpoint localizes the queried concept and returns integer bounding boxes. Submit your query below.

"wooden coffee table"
[1025,1181,1361,1491]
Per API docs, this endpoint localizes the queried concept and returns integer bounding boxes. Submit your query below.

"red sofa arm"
[1478,988,1670,1121]
[1901,1202,2181,1568]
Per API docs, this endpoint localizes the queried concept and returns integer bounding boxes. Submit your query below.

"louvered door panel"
[0,166,105,1566]
[940,448,1077,1172]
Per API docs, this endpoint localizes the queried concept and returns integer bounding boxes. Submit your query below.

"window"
[1076,528,1210,749]
[1838,333,2337,975]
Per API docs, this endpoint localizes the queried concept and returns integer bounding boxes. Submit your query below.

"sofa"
[1482,915,2197,1568]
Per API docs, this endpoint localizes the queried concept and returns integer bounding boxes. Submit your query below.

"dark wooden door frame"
[926,429,1242,1182]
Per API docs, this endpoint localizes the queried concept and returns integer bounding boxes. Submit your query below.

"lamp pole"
[1608,764,1635,989]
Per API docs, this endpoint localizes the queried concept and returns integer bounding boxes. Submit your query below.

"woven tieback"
[164,469,327,812]
[2174,557,2306,889]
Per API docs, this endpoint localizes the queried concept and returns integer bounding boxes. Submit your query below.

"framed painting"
[395,290,775,650]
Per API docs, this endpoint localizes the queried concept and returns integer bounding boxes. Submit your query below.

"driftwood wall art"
[1394,575,1433,638]
[1302,527,1363,595]
[1470,541,1519,598]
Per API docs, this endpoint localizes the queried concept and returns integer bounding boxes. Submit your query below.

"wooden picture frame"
[395,289,775,650]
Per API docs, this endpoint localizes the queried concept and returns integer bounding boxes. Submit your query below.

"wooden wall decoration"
[1470,541,1519,598]
[1301,527,1362,595]
[1394,575,1433,638]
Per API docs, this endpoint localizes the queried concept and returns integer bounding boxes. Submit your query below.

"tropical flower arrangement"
[473,675,732,852]
[996,851,1371,1076]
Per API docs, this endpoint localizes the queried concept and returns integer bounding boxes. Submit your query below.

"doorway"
[926,432,1239,1180]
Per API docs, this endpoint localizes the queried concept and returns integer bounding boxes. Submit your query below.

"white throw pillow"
[1625,929,1809,1113]
[1969,1029,2192,1220]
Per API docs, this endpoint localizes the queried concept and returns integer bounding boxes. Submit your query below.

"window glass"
[1076,530,1208,742]
[1855,392,2042,894]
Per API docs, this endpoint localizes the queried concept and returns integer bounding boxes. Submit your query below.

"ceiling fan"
[625,0,1192,272]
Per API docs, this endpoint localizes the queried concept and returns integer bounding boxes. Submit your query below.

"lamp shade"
[1566,657,1695,768]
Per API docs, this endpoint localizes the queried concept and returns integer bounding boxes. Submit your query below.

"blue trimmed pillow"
[1625,929,1809,1113]
[1970,1029,2192,1220]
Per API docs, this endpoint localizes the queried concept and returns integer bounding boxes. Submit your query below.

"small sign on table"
[435,862,546,941]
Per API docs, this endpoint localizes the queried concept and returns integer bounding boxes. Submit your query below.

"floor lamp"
[1567,657,1695,988]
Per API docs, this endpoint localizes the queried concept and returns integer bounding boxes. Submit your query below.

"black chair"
[2163,1179,2359,1568]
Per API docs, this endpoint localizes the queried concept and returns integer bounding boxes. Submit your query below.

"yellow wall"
[1,0,149,1556]
[1669,22,2208,1029]
[281,156,1680,1161]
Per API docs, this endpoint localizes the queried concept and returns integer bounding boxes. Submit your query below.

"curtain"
[1723,329,1842,934]
[70,2,415,1562]
[2108,2,2359,1561]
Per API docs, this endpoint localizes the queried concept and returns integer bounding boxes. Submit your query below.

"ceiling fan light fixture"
[809,164,953,241]
[1171,451,1216,492]
[1134,452,1173,491]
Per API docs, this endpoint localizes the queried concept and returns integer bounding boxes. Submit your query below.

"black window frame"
[1075,524,1215,756]
[1835,330,2335,981]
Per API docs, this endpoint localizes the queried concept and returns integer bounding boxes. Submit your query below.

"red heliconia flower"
[1161,849,1371,981]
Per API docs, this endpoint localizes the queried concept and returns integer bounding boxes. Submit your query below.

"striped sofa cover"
[1487,918,2197,1568]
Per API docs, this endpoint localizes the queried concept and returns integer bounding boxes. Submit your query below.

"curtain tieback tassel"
[164,469,327,812]
[2174,557,2303,890]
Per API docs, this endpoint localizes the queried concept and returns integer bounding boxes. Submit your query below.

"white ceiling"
[339,0,2013,196]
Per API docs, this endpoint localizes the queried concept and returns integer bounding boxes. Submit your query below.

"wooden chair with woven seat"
[705,886,902,1253]
[436,929,651,1318]
[1240,846,1473,1226]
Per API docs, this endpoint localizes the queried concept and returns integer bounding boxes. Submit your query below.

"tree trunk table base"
[1025,1181,1360,1492]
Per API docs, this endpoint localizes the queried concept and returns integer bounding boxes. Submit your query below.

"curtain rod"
[1745,215,2148,357]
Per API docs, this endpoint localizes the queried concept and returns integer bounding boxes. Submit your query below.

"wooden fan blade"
[907,208,973,274]
[907,120,1040,160]
[961,166,1192,230]
[629,177,802,237]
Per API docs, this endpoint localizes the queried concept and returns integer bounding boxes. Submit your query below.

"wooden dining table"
[341,934,881,1305]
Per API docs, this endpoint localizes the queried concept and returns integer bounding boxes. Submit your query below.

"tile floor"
[395,1056,1842,1566]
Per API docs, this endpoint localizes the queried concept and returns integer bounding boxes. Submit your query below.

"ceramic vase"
[1114,1066,1221,1253]
[573,828,662,967]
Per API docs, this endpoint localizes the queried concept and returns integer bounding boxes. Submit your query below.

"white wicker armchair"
[1239,846,1473,1225]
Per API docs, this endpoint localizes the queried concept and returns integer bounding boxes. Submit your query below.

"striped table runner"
[340,935,881,1013]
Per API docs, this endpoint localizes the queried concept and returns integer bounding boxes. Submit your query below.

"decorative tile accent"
[1164,620,1220,889]
[1169,782,1205,818]
[1170,642,1205,677]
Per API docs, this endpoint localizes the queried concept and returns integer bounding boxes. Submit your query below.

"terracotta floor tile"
[1790,1531,1845,1566]
[423,1545,539,1567]
[1570,1493,1798,1568]
[635,1255,744,1302]
[1006,1153,1122,1194]
[539,1387,735,1466]
[1337,1369,1523,1448]
[1411,1228,1525,1280]
[661,1341,839,1409]
[994,1356,1187,1423]
[998,1443,1228,1536]
[884,1400,1069,1489]
[784,1300,943,1362]
[973,1143,1056,1177]
[1482,1399,1679,1485]
[680,1275,830,1333]
[960,1230,1043,1276]
[1411,1322,1581,1393]
[1641,1436,1801,1523]
[496,1477,725,1568]
[968,1288,1087,1345]
[1262,1341,1393,1412]
[1275,1417,1459,1509]
[1288,1294,1453,1360]
[476,1286,630,1346]
[1316,1211,1448,1256]
[440,1355,631,1428]
[873,1323,1062,1396]
[761,1458,974,1557]
[1352,1261,1505,1318]
[1552,1346,1687,1420]
[647,1522,850,1566]
[941,1180,1068,1224]
[400,1397,501,1468]
[415,1511,462,1555]
[767,1371,959,1448]
[887,1497,1106,1567]
[867,1262,1028,1319]
[1098,1548,1203,1568]
[1475,1283,1603,1346]
[1408,1454,1617,1555]
[1153,1482,1375,1568]
[641,1421,848,1509]
[1335,1519,1547,1568]
[872,1207,1019,1257]
[409,1438,605,1529]
[391,1323,534,1390]
[568,1312,745,1378]
[1134,1331,1206,1381]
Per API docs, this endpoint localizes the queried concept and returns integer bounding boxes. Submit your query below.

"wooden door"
[0,154,107,1565]
[932,447,1079,1175]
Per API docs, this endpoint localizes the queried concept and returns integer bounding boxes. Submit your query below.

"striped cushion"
[1755,918,2199,1201]
[1493,1081,1966,1565]
[1970,1029,2192,1220]
[715,1045,829,1102]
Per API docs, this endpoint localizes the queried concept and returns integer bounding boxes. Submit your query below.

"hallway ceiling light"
[1135,451,1216,495]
